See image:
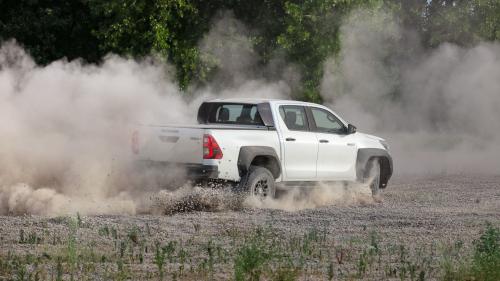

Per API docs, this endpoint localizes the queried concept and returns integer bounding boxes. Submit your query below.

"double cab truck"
[132,98,393,198]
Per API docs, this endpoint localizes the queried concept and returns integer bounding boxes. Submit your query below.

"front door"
[309,107,358,181]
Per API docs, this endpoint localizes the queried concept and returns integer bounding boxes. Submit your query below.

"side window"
[310,107,345,133]
[279,105,309,131]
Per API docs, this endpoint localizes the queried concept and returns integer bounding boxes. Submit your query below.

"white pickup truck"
[132,98,392,198]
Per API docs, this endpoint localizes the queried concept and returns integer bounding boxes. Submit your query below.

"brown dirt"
[0,174,499,280]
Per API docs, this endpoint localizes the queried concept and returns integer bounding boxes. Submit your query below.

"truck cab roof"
[207,98,281,104]
[206,98,320,107]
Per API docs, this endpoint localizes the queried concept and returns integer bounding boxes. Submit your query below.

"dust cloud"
[2,8,498,216]
[195,10,300,99]
[145,184,243,215]
[321,8,500,175]
[142,180,376,215]
[0,12,296,216]
[245,182,375,211]
[0,41,193,216]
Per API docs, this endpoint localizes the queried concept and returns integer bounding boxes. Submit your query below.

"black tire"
[366,159,381,197]
[238,166,276,199]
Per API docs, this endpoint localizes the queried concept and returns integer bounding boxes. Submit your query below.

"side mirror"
[347,124,357,134]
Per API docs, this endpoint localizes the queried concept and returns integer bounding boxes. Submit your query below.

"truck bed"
[134,124,274,165]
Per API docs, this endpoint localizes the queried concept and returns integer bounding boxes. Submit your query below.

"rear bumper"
[134,160,219,179]
[186,164,219,179]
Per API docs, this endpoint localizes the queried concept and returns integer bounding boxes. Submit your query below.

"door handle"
[285,137,296,141]
[347,143,355,146]
[319,139,329,143]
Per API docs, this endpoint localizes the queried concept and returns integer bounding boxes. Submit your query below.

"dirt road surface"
[0,174,499,280]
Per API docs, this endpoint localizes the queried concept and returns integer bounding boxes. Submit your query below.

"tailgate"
[136,126,204,164]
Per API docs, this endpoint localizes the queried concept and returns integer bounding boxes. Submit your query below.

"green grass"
[234,230,272,281]
[472,223,500,281]
[0,217,498,281]
[440,222,500,281]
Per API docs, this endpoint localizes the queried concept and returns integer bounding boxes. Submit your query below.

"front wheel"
[367,159,381,197]
[238,166,276,199]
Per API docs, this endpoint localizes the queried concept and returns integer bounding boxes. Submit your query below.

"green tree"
[424,0,478,47]
[88,0,210,90]
[0,0,101,64]
[473,0,500,41]
[275,0,382,101]
[2,0,500,100]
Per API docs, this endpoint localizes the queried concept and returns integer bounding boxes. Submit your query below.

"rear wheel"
[239,166,276,199]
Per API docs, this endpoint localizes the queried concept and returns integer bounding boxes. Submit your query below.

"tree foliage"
[87,0,209,90]
[1,0,499,100]
[0,0,101,64]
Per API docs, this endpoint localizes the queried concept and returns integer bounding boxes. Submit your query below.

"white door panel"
[283,132,318,179]
[316,133,357,180]
[275,105,318,180]
[309,106,358,181]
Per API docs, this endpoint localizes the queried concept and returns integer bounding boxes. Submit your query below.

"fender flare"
[356,148,393,188]
[237,146,281,179]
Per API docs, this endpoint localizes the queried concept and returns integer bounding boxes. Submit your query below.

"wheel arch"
[238,146,281,179]
[356,148,393,188]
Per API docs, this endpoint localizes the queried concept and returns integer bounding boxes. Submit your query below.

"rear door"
[277,105,318,180]
[308,106,357,180]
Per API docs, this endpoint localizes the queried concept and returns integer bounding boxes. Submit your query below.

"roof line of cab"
[207,98,321,107]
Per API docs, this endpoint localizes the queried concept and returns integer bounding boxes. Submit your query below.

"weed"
[49,216,68,225]
[111,227,118,240]
[327,261,334,280]
[471,223,500,281]
[56,257,63,281]
[419,270,425,281]
[335,246,345,264]
[234,236,272,281]
[19,229,42,244]
[439,224,499,281]
[76,212,82,228]
[18,229,24,244]
[154,241,166,279]
[178,247,188,265]
[400,244,407,264]
[441,255,469,281]
[205,239,215,275]
[193,223,201,233]
[67,217,78,279]
[272,266,299,281]
[119,240,126,258]
[2,221,499,281]
[369,231,379,254]
[98,225,110,237]
[128,226,140,245]
[116,259,129,281]
[357,249,368,277]
[399,264,408,281]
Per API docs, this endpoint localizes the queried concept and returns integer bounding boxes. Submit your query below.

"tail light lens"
[131,130,139,154]
[203,134,223,159]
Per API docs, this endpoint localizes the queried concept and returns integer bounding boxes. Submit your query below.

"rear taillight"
[203,134,223,159]
[131,130,139,154]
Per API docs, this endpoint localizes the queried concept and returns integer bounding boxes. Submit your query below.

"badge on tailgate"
[158,135,179,143]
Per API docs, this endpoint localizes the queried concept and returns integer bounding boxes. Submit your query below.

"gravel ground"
[0,174,499,280]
